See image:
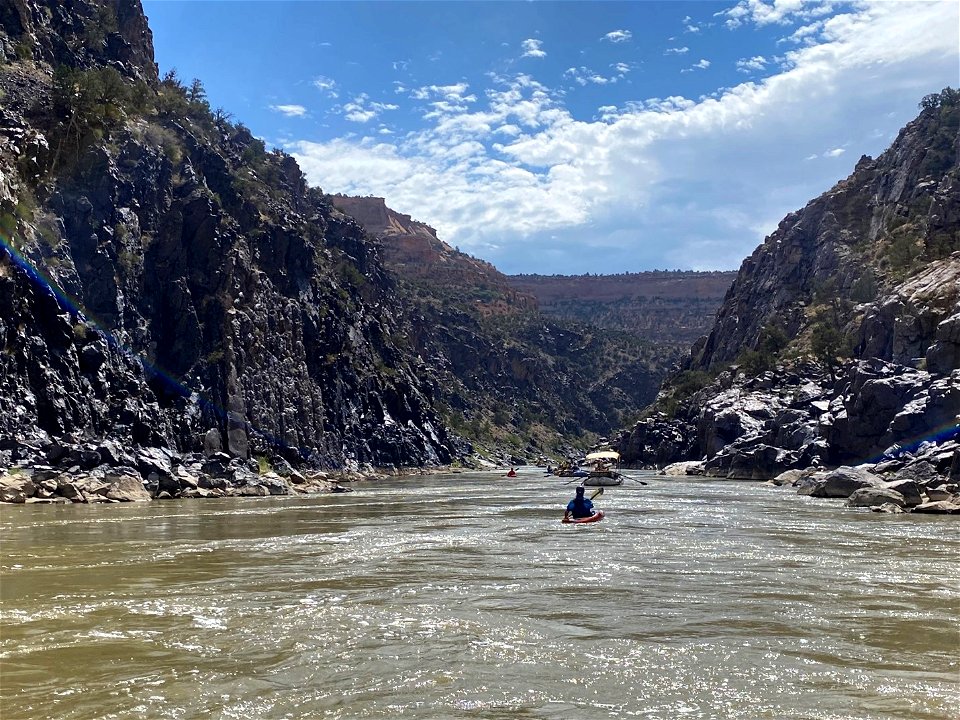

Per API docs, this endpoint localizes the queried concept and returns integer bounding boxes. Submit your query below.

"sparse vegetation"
[256,455,271,475]
[653,369,715,418]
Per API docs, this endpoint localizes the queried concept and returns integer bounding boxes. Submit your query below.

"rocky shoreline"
[0,432,419,505]
[619,355,959,516]
[661,458,960,514]
[3,425,957,515]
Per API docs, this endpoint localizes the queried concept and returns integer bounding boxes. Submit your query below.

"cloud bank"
[290,0,959,274]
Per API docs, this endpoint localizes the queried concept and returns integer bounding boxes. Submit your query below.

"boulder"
[804,466,883,498]
[136,447,174,478]
[925,486,957,502]
[203,428,223,457]
[96,440,130,466]
[154,473,181,497]
[197,474,227,491]
[104,474,152,502]
[0,475,33,503]
[911,500,960,514]
[661,461,704,476]
[871,502,906,514]
[891,460,943,487]
[925,313,960,375]
[257,473,292,496]
[57,480,85,502]
[181,487,216,499]
[233,483,269,497]
[847,487,907,508]
[726,443,797,480]
[882,479,923,506]
[771,468,815,486]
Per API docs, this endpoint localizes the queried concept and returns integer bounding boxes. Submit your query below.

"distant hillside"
[332,195,669,456]
[331,195,534,317]
[507,271,735,347]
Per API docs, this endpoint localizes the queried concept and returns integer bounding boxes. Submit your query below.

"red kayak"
[562,510,605,524]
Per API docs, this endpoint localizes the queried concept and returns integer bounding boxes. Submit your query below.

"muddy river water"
[1,469,957,719]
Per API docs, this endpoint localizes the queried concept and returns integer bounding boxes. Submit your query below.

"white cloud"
[340,94,399,124]
[736,55,768,72]
[665,46,690,55]
[408,82,477,119]
[269,104,307,117]
[719,0,839,29]
[564,65,630,86]
[290,1,959,273]
[312,75,338,95]
[781,20,825,45]
[681,59,711,73]
[521,38,546,58]
[603,30,633,43]
[410,82,472,102]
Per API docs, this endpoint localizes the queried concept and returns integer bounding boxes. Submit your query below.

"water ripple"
[1,471,958,719]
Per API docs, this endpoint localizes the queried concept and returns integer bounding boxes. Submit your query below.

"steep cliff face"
[619,92,959,479]
[0,0,453,469]
[692,95,959,371]
[0,0,156,83]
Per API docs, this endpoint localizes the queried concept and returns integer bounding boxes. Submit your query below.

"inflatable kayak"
[562,510,605,524]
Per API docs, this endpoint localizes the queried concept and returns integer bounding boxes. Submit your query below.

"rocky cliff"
[332,195,666,459]
[0,0,456,478]
[332,195,536,317]
[691,93,959,372]
[618,91,960,500]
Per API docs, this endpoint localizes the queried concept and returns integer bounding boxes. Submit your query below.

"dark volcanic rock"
[0,0,456,473]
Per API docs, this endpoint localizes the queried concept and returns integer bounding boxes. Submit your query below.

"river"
[1,469,957,719]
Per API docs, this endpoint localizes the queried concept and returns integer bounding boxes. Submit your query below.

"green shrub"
[14,41,32,61]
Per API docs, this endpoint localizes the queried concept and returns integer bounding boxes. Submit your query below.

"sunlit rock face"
[618,93,960,483]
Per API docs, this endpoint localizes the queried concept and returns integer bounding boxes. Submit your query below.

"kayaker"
[564,486,594,521]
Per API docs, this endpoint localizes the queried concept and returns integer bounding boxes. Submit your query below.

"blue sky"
[143,0,959,275]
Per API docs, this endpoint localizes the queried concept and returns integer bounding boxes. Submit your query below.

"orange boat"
[562,510,605,524]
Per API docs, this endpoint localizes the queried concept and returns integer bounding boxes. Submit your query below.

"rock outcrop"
[617,90,959,513]
[690,93,960,373]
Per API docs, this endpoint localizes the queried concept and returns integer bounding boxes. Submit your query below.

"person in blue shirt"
[564,486,594,520]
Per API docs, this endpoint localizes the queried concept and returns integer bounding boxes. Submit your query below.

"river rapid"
[1,469,957,719]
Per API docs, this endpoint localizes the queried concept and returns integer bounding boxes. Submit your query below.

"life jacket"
[570,497,593,518]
